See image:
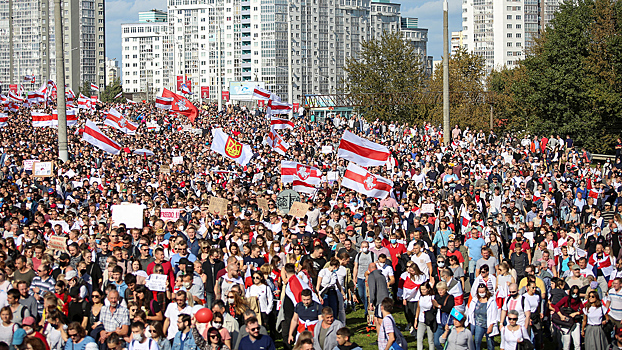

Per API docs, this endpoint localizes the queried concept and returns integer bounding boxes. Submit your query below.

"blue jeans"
[433,324,445,350]
[322,289,339,319]
[471,324,494,350]
[357,278,367,315]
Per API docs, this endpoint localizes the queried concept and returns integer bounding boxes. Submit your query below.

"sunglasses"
[209,334,219,339]
[248,327,259,332]
[508,318,518,321]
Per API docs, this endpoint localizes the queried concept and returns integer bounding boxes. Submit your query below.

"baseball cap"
[353,214,362,219]
[572,265,580,271]
[346,225,354,231]
[65,270,78,280]
[12,328,26,345]
[616,327,622,338]
[22,317,35,327]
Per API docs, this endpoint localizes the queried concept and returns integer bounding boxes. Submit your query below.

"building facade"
[0,0,106,92]
[106,57,119,86]
[123,0,429,103]
[461,0,560,72]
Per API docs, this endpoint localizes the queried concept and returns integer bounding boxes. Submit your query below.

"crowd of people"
[0,96,622,350]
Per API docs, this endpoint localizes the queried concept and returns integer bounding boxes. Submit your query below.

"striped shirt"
[30,276,55,316]
[608,287,622,321]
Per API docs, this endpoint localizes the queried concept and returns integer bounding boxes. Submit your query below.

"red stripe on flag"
[344,169,392,192]
[84,126,121,150]
[339,139,390,161]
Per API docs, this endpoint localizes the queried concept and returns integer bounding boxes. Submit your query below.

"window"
[507,24,512,29]
[507,15,512,19]
[516,15,521,19]
[507,61,513,65]
[516,24,521,29]
[516,33,522,38]
[507,42,512,47]
[516,42,522,47]
[507,33,512,38]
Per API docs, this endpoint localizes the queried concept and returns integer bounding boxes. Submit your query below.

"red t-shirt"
[386,243,407,268]
[34,332,51,350]
[447,249,465,264]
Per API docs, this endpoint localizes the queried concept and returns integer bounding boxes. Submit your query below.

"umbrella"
[133,149,154,157]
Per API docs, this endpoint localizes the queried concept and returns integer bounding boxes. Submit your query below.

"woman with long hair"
[202,312,231,350]
[402,262,427,333]
[553,284,582,350]
[225,289,248,327]
[466,283,498,350]
[134,284,163,322]
[316,258,342,320]
[581,290,609,350]
[193,323,230,350]
[486,231,504,262]
[147,321,171,350]
[0,306,17,345]
[268,242,285,269]
[432,220,452,254]
[415,283,435,350]
[87,289,104,331]
[299,258,318,291]
[245,272,273,332]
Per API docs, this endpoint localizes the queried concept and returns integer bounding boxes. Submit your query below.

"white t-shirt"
[128,339,160,350]
[418,295,434,322]
[583,305,607,326]
[502,295,528,326]
[378,263,394,283]
[318,268,339,290]
[609,287,622,321]
[163,304,193,339]
[411,252,431,276]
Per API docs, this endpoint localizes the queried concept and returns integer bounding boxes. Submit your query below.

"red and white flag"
[210,128,254,166]
[155,96,173,110]
[82,120,121,155]
[337,130,390,167]
[281,160,321,194]
[270,116,294,130]
[284,274,321,307]
[90,83,99,91]
[267,99,292,117]
[244,265,253,288]
[8,91,23,103]
[32,109,77,127]
[252,87,271,100]
[104,108,138,135]
[126,99,137,105]
[27,91,45,104]
[66,89,76,103]
[77,94,92,110]
[266,127,289,156]
[341,163,393,199]
[588,252,613,277]
[588,190,600,199]
[0,113,7,127]
[7,101,18,112]
[114,92,123,99]
[162,88,198,123]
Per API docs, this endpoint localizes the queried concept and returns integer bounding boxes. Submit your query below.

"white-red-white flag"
[285,274,321,307]
[341,162,393,199]
[281,160,321,194]
[77,94,92,110]
[337,130,390,167]
[126,99,137,105]
[252,87,271,100]
[82,120,121,155]
[114,92,123,99]
[104,108,138,135]
[27,91,45,104]
[32,109,77,127]
[8,91,23,103]
[270,116,294,130]
[90,83,99,91]
[267,99,292,117]
[266,127,289,156]
[155,96,173,110]
[0,113,7,127]
[7,101,18,112]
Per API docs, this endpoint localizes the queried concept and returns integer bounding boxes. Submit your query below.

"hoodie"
[335,343,362,350]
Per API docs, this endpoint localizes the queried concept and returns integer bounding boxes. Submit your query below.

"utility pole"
[287,0,293,119]
[8,0,13,87]
[54,0,68,162]
[442,0,450,146]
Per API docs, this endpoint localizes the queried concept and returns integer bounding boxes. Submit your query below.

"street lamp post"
[442,0,450,146]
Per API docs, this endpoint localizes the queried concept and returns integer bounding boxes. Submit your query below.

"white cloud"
[399,0,463,60]
[105,0,167,66]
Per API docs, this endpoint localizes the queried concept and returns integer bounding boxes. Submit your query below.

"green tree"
[343,31,426,123]
[487,65,530,132]
[101,78,123,103]
[425,48,491,131]
[515,0,622,152]
[78,81,92,98]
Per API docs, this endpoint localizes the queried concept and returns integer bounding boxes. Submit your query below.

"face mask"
[133,333,144,342]
[390,239,397,244]
[274,246,280,252]
[80,269,86,275]
[377,263,385,269]
[326,237,333,244]
[227,298,235,304]
[361,247,368,253]
[183,282,192,289]
[366,237,374,243]
[59,261,69,267]
[25,328,33,335]
[145,330,152,338]
[213,322,222,329]
[615,228,619,232]
[438,261,445,267]
[478,292,487,298]
[571,294,578,298]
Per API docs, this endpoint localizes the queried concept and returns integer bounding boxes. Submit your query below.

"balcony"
[242,44,251,49]
[241,53,251,60]
[242,18,251,25]
[241,27,251,34]
[241,10,250,16]
[241,62,251,68]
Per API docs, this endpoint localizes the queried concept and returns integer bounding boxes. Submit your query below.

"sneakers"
[409,326,415,335]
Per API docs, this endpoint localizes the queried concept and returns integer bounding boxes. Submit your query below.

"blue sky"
[105,0,463,70]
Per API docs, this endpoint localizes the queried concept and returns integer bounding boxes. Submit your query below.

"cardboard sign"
[161,165,171,174]
[160,208,182,222]
[257,198,269,212]
[48,236,68,252]
[321,146,333,154]
[276,189,300,214]
[208,197,229,215]
[32,161,53,177]
[289,201,309,218]
[145,274,168,292]
[252,173,264,183]
[23,159,37,171]
[327,171,339,181]
[172,156,183,165]
[111,204,144,228]
[421,204,435,214]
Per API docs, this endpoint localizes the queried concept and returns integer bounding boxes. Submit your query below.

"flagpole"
[54,0,68,162]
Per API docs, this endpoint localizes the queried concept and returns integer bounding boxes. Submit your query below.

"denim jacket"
[172,330,197,350]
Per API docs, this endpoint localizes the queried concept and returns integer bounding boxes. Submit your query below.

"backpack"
[382,315,408,350]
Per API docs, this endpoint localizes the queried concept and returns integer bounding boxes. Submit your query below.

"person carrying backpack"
[128,321,159,350]
[378,297,408,350]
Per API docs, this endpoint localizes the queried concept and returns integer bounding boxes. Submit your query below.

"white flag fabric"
[337,130,390,167]
[90,83,99,91]
[267,99,292,117]
[270,117,294,130]
[82,120,122,155]
[252,87,271,100]
[0,113,7,127]
[341,162,393,199]
[210,128,253,166]
[266,127,289,156]
[104,108,138,135]
[155,96,173,110]
[33,110,77,127]
[281,160,321,194]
